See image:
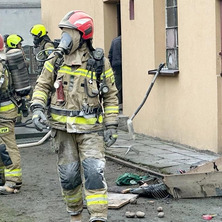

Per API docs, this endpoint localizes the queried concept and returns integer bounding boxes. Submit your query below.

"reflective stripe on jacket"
[0,100,18,120]
[0,101,16,112]
[0,62,18,120]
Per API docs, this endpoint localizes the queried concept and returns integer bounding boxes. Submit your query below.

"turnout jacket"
[0,59,18,120]
[32,50,119,133]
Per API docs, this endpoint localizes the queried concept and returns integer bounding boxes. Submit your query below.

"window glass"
[166,0,177,7]
[166,28,177,48]
[166,8,178,27]
[166,0,178,69]
[166,49,178,69]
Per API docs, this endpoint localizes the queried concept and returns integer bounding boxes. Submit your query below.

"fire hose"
[18,130,51,148]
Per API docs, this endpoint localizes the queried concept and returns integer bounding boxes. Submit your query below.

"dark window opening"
[129,0,134,20]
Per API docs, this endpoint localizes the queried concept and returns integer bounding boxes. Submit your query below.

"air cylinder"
[6,49,31,97]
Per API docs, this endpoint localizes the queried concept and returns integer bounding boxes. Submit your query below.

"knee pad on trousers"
[58,162,82,190]
[83,158,105,190]
[0,144,12,166]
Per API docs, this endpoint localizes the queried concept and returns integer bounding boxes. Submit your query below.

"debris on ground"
[125,211,136,218]
[115,173,148,186]
[130,182,170,199]
[164,157,222,198]
[129,197,137,204]
[202,214,217,220]
[158,212,165,218]
[125,211,146,218]
[136,211,145,218]
[110,172,170,201]
[157,206,163,212]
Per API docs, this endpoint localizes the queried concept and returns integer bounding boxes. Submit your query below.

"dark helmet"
[3,34,9,44]
[58,10,93,40]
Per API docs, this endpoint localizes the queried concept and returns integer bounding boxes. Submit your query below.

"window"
[166,0,178,70]
[129,0,134,20]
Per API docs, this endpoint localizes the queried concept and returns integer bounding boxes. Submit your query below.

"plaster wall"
[122,0,219,152]
[41,0,222,152]
[41,0,105,50]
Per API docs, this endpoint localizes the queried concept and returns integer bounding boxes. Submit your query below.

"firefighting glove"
[32,109,47,132]
[104,128,118,147]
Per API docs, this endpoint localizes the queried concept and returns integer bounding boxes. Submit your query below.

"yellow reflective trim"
[70,116,101,125]
[58,67,97,79]
[33,91,48,102]
[0,103,16,112]
[59,66,74,75]
[64,193,82,203]
[85,194,108,200]
[104,106,119,114]
[60,65,71,71]
[86,194,108,206]
[111,75,115,83]
[100,68,113,80]
[51,113,103,125]
[87,200,108,206]
[44,61,54,72]
[5,169,22,177]
[0,127,9,134]
[51,113,67,123]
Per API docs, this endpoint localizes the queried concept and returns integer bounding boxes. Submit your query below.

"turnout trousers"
[53,129,108,221]
[0,120,22,186]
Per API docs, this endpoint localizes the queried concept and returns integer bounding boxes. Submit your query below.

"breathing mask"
[33,36,43,48]
[35,32,73,62]
[56,32,73,56]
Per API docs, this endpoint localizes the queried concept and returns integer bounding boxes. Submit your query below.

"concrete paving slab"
[15,116,220,176]
[106,128,220,175]
[185,153,219,161]
[149,160,182,169]
[161,164,192,174]
[135,139,165,146]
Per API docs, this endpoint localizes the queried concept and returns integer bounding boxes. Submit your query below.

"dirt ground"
[0,138,222,222]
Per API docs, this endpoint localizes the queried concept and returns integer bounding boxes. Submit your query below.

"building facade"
[41,0,222,153]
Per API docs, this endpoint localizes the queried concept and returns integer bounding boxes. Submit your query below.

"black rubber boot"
[0,173,5,186]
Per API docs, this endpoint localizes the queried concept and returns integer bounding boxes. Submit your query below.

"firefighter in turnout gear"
[6,34,30,123]
[31,10,119,222]
[30,24,55,75]
[0,34,23,194]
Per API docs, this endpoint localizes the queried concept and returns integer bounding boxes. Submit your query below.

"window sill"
[148,68,179,77]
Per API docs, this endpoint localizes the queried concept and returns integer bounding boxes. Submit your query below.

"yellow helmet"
[6,34,23,48]
[30,24,47,37]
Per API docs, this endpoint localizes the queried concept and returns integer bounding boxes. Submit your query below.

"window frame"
[148,0,179,76]
[165,0,178,70]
